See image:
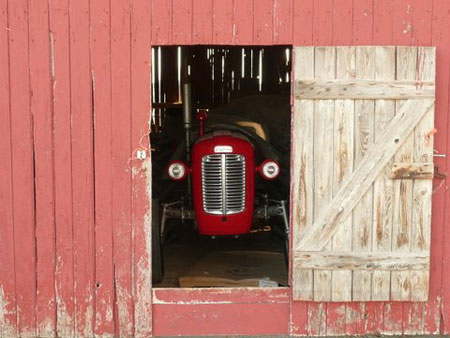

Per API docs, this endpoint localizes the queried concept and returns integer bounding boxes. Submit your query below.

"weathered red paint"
[1,0,450,337]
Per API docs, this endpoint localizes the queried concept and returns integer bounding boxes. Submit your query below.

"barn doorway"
[151,45,291,288]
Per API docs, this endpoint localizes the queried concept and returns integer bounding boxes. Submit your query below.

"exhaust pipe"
[182,83,192,206]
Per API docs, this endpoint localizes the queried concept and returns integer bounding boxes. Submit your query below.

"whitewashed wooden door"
[291,46,435,302]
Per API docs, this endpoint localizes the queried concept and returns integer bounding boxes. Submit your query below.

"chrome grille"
[202,154,246,215]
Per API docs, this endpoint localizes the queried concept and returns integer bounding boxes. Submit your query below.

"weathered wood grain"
[295,79,435,99]
[296,99,434,252]
[48,0,75,335]
[312,47,335,302]
[295,252,429,270]
[291,47,314,301]
[131,0,153,336]
[70,0,95,335]
[352,46,375,301]
[8,0,37,335]
[0,0,17,335]
[331,46,355,302]
[28,0,57,335]
[410,47,435,302]
[391,46,417,301]
[372,46,396,301]
[390,162,434,180]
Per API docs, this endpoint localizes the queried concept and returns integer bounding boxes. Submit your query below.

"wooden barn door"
[291,46,435,302]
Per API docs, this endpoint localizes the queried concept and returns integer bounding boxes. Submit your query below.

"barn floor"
[154,224,288,288]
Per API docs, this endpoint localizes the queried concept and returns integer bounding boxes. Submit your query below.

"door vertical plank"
[292,46,314,301]
[28,0,57,335]
[410,47,435,302]
[312,47,335,302]
[69,0,95,335]
[391,46,417,301]
[352,46,375,301]
[8,0,37,335]
[331,46,355,302]
[0,0,16,335]
[131,0,152,336]
[327,46,355,336]
[48,0,75,335]
[90,0,114,335]
[111,0,134,334]
[372,46,396,301]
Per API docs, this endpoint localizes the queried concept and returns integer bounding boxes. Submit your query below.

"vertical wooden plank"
[253,0,273,45]
[312,0,333,45]
[292,46,314,301]
[352,46,375,302]
[48,0,75,335]
[346,302,366,335]
[232,0,253,45]
[313,47,335,302]
[293,0,313,45]
[391,46,417,301]
[28,0,56,335]
[373,0,393,45]
[427,0,450,333]
[90,0,114,335]
[111,0,134,335]
[366,301,384,334]
[307,303,326,336]
[392,0,413,45]
[213,0,233,44]
[384,302,404,334]
[131,0,152,336]
[372,46,395,301]
[410,47,435,302]
[412,0,433,45]
[0,0,16,335]
[353,0,374,44]
[331,46,354,303]
[69,0,95,335]
[172,0,192,44]
[8,0,37,335]
[290,301,308,336]
[273,0,293,44]
[151,0,171,45]
[192,0,212,44]
[332,0,353,45]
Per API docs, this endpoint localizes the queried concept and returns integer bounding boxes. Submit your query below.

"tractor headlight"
[258,160,280,180]
[167,161,189,180]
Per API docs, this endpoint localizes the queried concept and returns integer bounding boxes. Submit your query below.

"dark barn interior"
[151,45,292,288]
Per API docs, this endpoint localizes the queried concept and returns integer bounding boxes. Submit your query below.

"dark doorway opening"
[151,45,291,288]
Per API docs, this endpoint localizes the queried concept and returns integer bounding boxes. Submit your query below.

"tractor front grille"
[201,154,246,215]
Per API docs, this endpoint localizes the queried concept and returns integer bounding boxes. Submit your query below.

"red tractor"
[152,85,290,283]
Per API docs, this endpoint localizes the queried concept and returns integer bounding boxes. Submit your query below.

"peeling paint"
[0,286,16,338]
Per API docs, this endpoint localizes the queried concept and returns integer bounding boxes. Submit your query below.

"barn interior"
[151,45,291,288]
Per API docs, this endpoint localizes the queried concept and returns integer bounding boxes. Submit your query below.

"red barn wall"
[0,0,449,336]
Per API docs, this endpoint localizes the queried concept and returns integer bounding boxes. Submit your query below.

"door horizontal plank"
[294,251,429,271]
[295,79,435,99]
